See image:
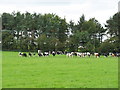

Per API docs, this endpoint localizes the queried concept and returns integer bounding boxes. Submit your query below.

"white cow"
[66,52,73,57]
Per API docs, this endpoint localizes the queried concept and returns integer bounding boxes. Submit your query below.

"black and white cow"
[28,52,32,57]
[19,52,27,57]
[103,53,109,57]
[52,51,56,56]
[38,53,43,57]
[38,50,43,57]
[43,52,49,56]
[66,52,73,57]
[87,52,91,57]
[56,51,63,55]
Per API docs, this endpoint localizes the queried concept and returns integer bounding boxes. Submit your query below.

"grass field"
[2,51,118,88]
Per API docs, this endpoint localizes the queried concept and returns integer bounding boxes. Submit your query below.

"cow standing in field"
[19,52,22,56]
[38,53,43,57]
[111,53,115,57]
[87,52,91,57]
[38,50,43,57]
[66,53,73,57]
[81,53,85,57]
[103,53,109,57]
[116,53,120,57]
[77,53,85,57]
[43,52,49,56]
[28,52,32,57]
[77,52,81,57]
[22,53,27,57]
[112,53,120,57]
[19,52,27,57]
[57,51,63,55]
[52,51,56,56]
[73,52,77,56]
[94,53,100,58]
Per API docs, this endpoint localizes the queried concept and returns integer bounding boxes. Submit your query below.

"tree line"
[1,12,120,53]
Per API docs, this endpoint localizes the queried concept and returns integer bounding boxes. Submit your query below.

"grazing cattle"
[66,53,73,57]
[103,53,109,57]
[66,52,89,57]
[22,53,27,57]
[111,53,115,57]
[77,53,85,57]
[43,52,49,56]
[76,52,81,57]
[19,52,23,56]
[112,53,120,57]
[81,53,85,57]
[38,53,43,57]
[73,52,77,56]
[116,53,120,57]
[19,52,27,57]
[86,52,91,57]
[56,51,63,55]
[94,53,100,58]
[52,51,56,56]
[38,50,43,57]
[28,52,32,57]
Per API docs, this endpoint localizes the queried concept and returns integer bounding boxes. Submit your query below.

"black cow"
[104,53,109,57]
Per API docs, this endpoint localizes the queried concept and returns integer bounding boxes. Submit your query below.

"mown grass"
[2,51,118,88]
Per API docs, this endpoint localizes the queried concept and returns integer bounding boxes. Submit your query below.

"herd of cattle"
[19,50,120,58]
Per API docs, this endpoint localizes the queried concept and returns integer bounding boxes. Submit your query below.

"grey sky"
[0,0,119,26]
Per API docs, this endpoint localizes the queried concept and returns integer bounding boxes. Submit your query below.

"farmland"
[2,51,118,88]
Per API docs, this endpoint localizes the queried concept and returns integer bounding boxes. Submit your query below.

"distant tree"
[2,13,14,30]
[106,12,120,53]
[2,31,14,50]
[1,12,108,52]
[98,40,114,53]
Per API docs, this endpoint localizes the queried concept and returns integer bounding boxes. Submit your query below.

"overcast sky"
[0,0,119,26]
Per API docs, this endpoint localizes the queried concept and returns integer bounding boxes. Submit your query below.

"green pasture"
[2,51,118,88]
